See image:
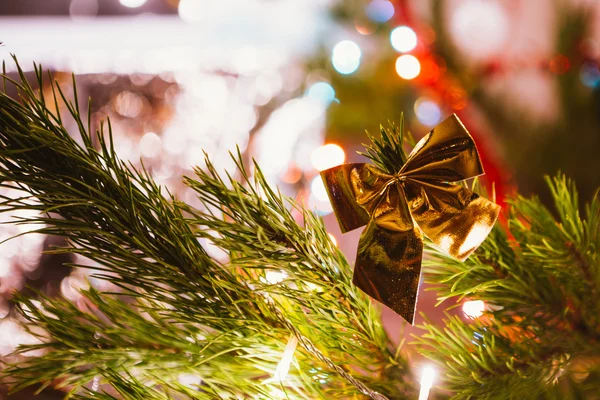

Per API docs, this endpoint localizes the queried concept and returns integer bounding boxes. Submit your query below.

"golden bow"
[321,115,500,324]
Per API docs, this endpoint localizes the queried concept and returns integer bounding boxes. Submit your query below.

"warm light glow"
[332,40,361,75]
[264,270,287,285]
[273,335,298,382]
[390,26,417,53]
[311,176,330,202]
[119,0,147,8]
[463,300,485,319]
[310,144,345,171]
[396,55,421,80]
[327,233,338,247]
[139,132,162,158]
[178,373,202,388]
[414,97,441,126]
[418,366,436,400]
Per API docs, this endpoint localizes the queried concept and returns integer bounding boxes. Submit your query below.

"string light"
[272,335,298,382]
[310,144,345,171]
[463,300,485,319]
[263,270,288,285]
[395,55,421,80]
[418,366,436,400]
[332,40,362,75]
[390,26,418,53]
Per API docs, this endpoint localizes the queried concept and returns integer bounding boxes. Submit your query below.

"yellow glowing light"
[463,300,485,319]
[327,233,338,247]
[264,270,287,285]
[311,144,346,171]
[418,366,436,400]
[273,335,298,382]
[396,55,421,80]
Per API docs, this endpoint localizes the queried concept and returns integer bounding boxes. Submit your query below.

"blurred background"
[0,0,599,398]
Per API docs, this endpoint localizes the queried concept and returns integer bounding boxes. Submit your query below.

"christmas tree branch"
[419,174,600,398]
[0,59,414,399]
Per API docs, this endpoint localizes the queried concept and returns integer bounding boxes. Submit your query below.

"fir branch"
[0,58,414,399]
[358,114,413,174]
[420,174,600,398]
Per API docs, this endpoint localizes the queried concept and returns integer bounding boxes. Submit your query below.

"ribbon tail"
[405,180,501,261]
[353,220,423,324]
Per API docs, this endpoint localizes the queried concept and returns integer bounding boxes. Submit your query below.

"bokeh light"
[366,0,394,23]
[419,366,436,400]
[395,55,421,80]
[119,0,147,8]
[332,40,361,75]
[307,82,336,106]
[463,300,485,319]
[580,63,600,88]
[450,0,509,60]
[311,176,329,202]
[139,132,162,158]
[414,98,441,126]
[390,26,418,53]
[178,0,202,23]
[310,144,345,171]
[264,270,288,285]
[548,54,570,75]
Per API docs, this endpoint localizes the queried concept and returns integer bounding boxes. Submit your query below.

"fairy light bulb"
[390,26,418,53]
[418,366,436,400]
[396,55,421,80]
[272,335,298,382]
[311,144,345,171]
[463,300,485,319]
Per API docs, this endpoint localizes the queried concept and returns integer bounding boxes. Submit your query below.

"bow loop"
[320,114,500,324]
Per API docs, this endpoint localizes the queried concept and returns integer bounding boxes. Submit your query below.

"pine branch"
[0,58,415,399]
[419,174,600,398]
[357,114,414,174]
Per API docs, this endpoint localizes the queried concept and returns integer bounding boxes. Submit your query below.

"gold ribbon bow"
[321,115,500,324]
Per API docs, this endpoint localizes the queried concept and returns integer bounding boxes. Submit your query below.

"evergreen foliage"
[0,59,598,399]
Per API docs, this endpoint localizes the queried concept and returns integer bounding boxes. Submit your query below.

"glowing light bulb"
[390,26,418,53]
[419,366,435,400]
[332,40,361,75]
[463,300,485,319]
[264,270,287,285]
[273,335,298,382]
[119,0,147,8]
[414,98,441,126]
[310,144,345,171]
[396,55,421,80]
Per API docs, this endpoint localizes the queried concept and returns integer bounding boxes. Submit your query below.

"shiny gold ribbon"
[321,115,500,324]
